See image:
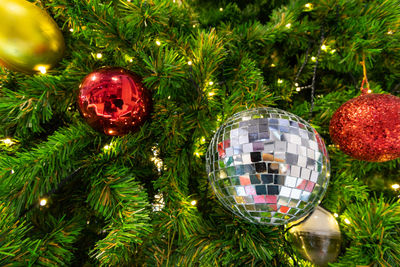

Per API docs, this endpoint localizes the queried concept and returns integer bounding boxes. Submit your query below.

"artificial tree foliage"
[0,0,399,266]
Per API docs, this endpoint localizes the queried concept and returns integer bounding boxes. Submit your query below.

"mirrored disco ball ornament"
[206,108,330,225]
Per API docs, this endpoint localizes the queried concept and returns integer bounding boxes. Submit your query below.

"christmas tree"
[1,0,399,266]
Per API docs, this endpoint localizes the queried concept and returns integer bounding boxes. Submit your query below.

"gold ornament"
[288,206,341,267]
[0,0,65,73]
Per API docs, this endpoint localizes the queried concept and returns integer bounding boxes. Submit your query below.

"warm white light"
[191,200,197,206]
[296,87,301,91]
[129,59,133,62]
[285,23,291,28]
[168,95,171,99]
[38,66,47,74]
[344,218,351,224]
[187,60,193,65]
[104,143,113,150]
[208,81,214,86]
[321,44,327,51]
[219,7,223,11]
[333,213,339,218]
[367,89,372,93]
[69,28,74,32]
[387,30,393,35]
[295,83,299,86]
[40,198,47,206]
[193,24,196,28]
[11,169,14,174]
[270,63,276,67]
[201,137,206,142]
[277,79,283,84]
[194,152,200,157]
[2,138,14,145]
[330,49,336,54]
[392,184,400,190]
[208,92,215,97]
[155,40,161,46]
[96,53,102,59]
[305,3,312,8]
[311,56,316,61]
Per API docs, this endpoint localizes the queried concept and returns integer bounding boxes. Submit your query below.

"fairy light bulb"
[191,200,197,206]
[155,40,161,46]
[187,60,193,65]
[392,184,400,190]
[40,198,48,206]
[38,66,47,74]
[333,213,339,218]
[344,218,351,224]
[285,23,291,28]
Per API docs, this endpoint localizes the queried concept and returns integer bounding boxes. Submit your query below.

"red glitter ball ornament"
[329,93,400,162]
[78,67,151,136]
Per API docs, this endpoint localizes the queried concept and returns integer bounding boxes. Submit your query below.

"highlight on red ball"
[78,67,151,136]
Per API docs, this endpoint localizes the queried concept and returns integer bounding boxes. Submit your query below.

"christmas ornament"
[206,108,330,225]
[330,93,400,162]
[78,68,151,136]
[288,206,341,266]
[0,0,65,73]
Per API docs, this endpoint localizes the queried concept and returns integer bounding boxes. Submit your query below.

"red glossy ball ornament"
[329,93,400,162]
[78,68,151,136]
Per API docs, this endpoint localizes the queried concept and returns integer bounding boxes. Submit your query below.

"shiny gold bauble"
[0,0,65,73]
[288,206,342,267]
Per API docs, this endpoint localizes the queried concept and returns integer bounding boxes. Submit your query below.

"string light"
[194,151,200,157]
[311,56,316,62]
[152,193,165,211]
[191,200,197,206]
[155,40,161,46]
[208,81,214,86]
[295,83,299,87]
[387,30,393,35]
[333,213,339,218]
[321,44,328,51]
[11,169,14,174]
[344,218,351,224]
[96,53,102,59]
[392,184,400,190]
[277,79,283,84]
[187,60,193,65]
[103,143,113,150]
[219,7,223,11]
[270,63,276,67]
[200,137,206,143]
[330,49,336,54]
[208,92,216,97]
[1,138,14,145]
[367,89,372,93]
[39,198,48,206]
[129,58,133,62]
[193,24,196,28]
[296,87,301,92]
[69,28,74,32]
[285,23,291,29]
[168,95,171,99]
[305,3,313,9]
[38,66,47,74]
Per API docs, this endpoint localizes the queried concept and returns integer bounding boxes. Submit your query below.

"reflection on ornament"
[206,108,330,225]
[78,67,151,136]
[330,93,400,162]
[0,0,65,73]
[288,206,341,266]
